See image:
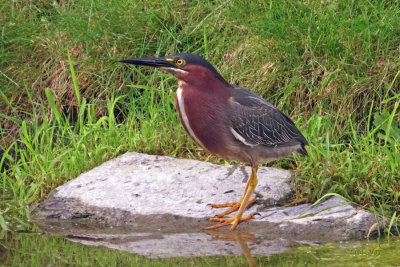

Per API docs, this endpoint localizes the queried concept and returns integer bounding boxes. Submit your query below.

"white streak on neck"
[176,88,203,147]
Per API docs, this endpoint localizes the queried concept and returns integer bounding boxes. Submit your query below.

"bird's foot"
[209,197,256,218]
[204,214,255,230]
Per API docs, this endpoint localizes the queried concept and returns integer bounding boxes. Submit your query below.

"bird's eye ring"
[176,59,185,66]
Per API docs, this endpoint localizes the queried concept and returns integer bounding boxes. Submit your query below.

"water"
[1,229,399,266]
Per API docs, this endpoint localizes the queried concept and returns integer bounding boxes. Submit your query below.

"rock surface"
[33,152,383,258]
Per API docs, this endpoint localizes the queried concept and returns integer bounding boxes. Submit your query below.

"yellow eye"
[176,59,185,66]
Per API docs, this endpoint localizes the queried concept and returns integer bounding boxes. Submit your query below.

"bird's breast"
[175,87,206,149]
[174,86,232,156]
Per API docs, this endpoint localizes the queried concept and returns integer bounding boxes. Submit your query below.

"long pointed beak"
[119,57,174,68]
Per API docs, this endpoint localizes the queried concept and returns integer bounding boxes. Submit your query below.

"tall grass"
[0,0,399,232]
[0,52,194,231]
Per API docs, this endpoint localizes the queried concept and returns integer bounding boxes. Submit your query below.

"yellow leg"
[205,166,259,230]
[230,166,258,230]
[209,167,257,217]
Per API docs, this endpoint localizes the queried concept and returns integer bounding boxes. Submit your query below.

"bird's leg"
[205,166,259,230]
[210,173,256,218]
[210,198,257,218]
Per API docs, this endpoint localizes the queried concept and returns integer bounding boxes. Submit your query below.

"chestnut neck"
[177,65,231,98]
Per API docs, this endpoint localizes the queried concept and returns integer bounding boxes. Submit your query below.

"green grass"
[0,0,399,233]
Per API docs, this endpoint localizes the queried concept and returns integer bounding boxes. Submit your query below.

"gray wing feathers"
[229,85,308,148]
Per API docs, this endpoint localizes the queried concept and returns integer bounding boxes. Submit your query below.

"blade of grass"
[382,69,400,103]
[203,25,208,60]
[44,88,61,125]
[384,100,400,145]
[295,193,352,219]
[387,211,397,243]
[67,48,81,106]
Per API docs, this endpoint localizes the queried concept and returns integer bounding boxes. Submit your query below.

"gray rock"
[34,152,293,227]
[33,152,383,258]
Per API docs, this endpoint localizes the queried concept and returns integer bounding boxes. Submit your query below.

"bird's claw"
[204,214,256,230]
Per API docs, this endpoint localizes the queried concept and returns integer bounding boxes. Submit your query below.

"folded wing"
[228,85,308,154]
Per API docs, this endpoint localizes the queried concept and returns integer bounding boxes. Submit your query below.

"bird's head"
[120,53,228,87]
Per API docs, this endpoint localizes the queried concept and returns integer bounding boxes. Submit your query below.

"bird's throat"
[175,87,206,149]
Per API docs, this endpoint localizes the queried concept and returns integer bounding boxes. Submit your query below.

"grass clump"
[0,0,399,233]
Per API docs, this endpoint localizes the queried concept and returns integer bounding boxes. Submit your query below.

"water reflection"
[39,220,296,258]
[2,232,400,266]
[205,230,258,267]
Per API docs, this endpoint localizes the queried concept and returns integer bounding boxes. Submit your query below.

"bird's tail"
[297,144,308,157]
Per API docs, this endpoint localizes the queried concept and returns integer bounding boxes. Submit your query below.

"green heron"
[120,53,308,230]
